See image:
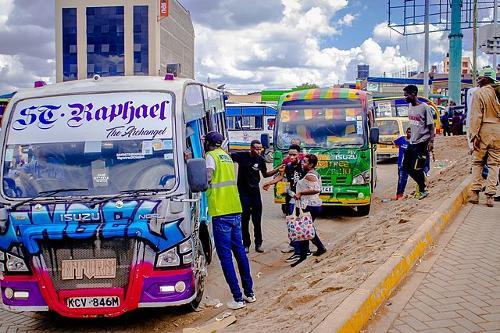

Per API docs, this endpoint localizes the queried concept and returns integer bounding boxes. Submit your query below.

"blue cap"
[205,131,224,146]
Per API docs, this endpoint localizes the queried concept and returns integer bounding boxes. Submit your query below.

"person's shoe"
[486,196,494,207]
[313,248,327,257]
[244,247,249,254]
[494,195,500,202]
[307,251,313,257]
[281,246,295,253]
[396,193,404,200]
[285,254,300,262]
[255,246,264,253]
[415,191,429,200]
[290,257,306,267]
[227,299,246,310]
[243,293,256,303]
[469,191,480,204]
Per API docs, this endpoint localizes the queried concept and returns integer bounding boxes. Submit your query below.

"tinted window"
[133,6,149,75]
[63,8,77,81]
[87,6,125,77]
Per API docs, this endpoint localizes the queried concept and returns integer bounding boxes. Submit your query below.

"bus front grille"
[40,238,136,291]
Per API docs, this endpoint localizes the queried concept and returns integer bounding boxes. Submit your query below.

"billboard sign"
[7,92,173,144]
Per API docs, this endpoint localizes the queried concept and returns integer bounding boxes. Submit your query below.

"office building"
[357,64,370,80]
[55,0,194,82]
[443,53,471,75]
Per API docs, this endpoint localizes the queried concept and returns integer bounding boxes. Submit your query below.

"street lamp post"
[449,0,464,104]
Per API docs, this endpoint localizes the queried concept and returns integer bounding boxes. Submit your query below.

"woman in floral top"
[291,154,327,267]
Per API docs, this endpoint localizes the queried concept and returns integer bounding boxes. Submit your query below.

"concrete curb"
[312,177,472,333]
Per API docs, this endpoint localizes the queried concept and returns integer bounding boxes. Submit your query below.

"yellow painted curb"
[312,177,472,333]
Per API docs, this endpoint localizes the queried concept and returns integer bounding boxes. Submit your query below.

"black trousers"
[240,191,263,248]
[402,141,428,193]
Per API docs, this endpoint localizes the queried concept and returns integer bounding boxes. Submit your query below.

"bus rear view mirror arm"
[187,158,209,193]
[370,127,380,144]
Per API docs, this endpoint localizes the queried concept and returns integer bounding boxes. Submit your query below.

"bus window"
[267,118,275,130]
[376,120,400,136]
[184,84,204,123]
[240,116,263,130]
[215,112,226,138]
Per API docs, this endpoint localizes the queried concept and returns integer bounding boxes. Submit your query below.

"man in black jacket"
[231,140,280,253]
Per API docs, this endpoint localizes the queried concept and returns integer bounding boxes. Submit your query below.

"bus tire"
[356,204,371,216]
[187,245,206,311]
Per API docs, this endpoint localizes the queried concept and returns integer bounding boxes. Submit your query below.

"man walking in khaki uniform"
[469,67,500,207]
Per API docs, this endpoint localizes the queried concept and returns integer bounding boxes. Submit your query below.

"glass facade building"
[133,6,149,75]
[57,1,194,82]
[62,8,77,81]
[86,6,125,78]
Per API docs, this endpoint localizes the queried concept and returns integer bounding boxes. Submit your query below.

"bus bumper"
[0,265,196,318]
[274,185,372,206]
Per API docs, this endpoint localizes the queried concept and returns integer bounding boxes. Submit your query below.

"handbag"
[286,207,316,242]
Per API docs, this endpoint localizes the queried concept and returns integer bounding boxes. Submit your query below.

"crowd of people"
[203,132,327,310]
[202,70,499,310]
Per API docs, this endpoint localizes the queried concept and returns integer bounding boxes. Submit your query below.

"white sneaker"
[243,294,256,303]
[227,300,246,310]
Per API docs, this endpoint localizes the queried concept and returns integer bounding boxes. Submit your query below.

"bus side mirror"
[187,158,208,193]
[261,133,270,149]
[370,127,380,144]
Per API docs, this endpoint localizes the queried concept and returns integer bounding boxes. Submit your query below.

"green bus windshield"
[276,99,366,149]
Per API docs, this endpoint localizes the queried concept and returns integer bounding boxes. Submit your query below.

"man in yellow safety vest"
[204,131,256,310]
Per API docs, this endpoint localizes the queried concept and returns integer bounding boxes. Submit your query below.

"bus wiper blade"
[91,188,164,208]
[11,188,89,210]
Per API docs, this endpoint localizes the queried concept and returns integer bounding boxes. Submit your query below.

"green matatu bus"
[270,88,379,216]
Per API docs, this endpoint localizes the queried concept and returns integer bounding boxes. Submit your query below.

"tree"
[294,83,318,90]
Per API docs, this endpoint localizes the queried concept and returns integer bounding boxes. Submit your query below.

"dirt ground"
[5,136,469,333]
[213,136,470,333]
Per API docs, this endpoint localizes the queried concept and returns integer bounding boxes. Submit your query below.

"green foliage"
[294,83,319,90]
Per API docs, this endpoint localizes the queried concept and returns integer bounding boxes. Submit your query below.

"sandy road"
[0,160,402,333]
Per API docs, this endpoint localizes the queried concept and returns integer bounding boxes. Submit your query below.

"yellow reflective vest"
[206,148,242,217]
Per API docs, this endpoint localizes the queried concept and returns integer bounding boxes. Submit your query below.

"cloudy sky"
[0,0,493,93]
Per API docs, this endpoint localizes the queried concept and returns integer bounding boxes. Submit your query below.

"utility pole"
[423,0,430,98]
[494,0,498,71]
[449,0,463,104]
[473,0,478,87]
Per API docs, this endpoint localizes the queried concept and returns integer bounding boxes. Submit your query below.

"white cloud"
[0,0,54,93]
[193,3,425,92]
[0,0,480,95]
[338,13,356,26]
[0,0,13,26]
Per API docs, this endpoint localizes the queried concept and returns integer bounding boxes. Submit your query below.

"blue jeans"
[397,166,409,195]
[212,214,253,301]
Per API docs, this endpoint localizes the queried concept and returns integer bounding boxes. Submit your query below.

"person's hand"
[263,184,271,191]
[428,141,434,152]
[472,137,480,151]
[278,164,285,173]
[294,192,302,200]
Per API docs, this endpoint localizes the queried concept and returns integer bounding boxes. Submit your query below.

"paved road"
[0,162,398,333]
[367,203,500,333]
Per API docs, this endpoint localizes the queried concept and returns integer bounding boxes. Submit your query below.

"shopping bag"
[286,209,315,242]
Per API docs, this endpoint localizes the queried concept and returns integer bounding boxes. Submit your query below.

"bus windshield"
[2,92,176,198]
[276,99,366,148]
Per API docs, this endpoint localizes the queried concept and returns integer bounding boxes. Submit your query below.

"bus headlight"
[6,254,29,273]
[183,252,193,264]
[156,248,180,268]
[179,237,192,254]
[352,171,371,185]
